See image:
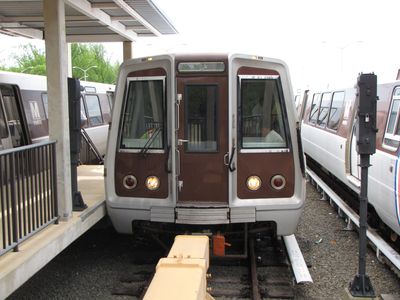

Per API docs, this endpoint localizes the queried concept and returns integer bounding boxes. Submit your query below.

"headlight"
[123,175,137,190]
[146,175,160,191]
[246,175,261,191]
[271,174,286,190]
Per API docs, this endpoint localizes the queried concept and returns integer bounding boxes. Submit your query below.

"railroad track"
[306,165,400,277]
[209,233,295,299]
[110,229,298,299]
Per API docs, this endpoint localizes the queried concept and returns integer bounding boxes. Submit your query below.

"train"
[105,53,306,236]
[300,80,400,240]
[0,71,114,160]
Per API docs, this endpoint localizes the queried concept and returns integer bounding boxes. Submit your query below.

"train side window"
[309,93,321,123]
[239,76,287,149]
[85,94,103,126]
[327,91,345,130]
[383,87,400,150]
[317,92,332,127]
[119,77,165,150]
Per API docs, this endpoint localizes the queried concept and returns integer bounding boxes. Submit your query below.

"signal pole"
[348,73,377,298]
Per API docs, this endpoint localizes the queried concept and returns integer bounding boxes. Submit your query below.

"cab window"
[119,77,165,150]
[240,76,287,149]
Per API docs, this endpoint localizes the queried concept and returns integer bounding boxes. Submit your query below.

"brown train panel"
[237,152,294,199]
[114,152,169,198]
[115,67,168,199]
[127,67,167,78]
[176,75,229,204]
[237,66,280,76]
[236,65,293,199]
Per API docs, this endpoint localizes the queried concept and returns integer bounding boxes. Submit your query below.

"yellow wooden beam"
[144,235,214,300]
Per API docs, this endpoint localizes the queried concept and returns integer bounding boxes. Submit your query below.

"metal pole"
[349,73,376,297]
[10,153,19,252]
[349,153,374,296]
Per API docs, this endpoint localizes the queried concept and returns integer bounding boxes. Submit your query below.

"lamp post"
[72,65,97,81]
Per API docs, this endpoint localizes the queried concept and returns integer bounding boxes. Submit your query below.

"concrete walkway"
[0,165,106,299]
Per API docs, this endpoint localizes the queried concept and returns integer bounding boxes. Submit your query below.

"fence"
[0,141,58,256]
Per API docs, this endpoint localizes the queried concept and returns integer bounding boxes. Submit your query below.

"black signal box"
[356,73,378,155]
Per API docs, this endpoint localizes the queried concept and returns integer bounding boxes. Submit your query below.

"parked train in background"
[105,53,306,236]
[0,71,114,161]
[300,80,400,241]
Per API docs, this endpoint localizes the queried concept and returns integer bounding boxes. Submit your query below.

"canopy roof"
[0,0,177,42]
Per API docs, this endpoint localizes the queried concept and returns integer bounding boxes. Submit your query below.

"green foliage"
[71,44,119,84]
[0,43,120,84]
[5,44,47,75]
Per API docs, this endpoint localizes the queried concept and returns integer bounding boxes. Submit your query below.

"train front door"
[176,76,229,205]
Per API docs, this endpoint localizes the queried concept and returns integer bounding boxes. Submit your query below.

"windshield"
[119,77,165,150]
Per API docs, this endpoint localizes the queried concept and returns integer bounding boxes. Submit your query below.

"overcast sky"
[1,0,399,91]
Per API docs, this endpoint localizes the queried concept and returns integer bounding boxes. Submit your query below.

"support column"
[123,41,133,61]
[43,0,72,220]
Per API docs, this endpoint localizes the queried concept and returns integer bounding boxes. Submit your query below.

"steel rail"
[306,168,400,273]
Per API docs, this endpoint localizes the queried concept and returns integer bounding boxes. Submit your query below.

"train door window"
[383,87,400,150]
[240,76,287,149]
[85,94,103,126]
[185,85,217,152]
[317,92,332,127]
[119,77,164,150]
[309,93,321,123]
[327,91,345,130]
[0,85,26,147]
[41,92,48,118]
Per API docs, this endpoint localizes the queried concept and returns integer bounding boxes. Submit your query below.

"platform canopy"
[0,0,177,42]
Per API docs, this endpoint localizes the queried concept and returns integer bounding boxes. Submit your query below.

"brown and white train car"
[105,53,306,236]
[301,81,400,237]
[0,71,114,156]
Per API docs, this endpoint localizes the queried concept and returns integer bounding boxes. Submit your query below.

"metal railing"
[0,141,58,256]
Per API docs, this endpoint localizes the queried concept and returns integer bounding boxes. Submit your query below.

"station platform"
[0,165,106,299]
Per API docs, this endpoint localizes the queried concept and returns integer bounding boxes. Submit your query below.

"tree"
[7,44,47,75]
[0,43,119,84]
[71,44,119,84]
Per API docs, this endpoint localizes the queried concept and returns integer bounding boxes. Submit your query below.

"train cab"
[105,53,305,236]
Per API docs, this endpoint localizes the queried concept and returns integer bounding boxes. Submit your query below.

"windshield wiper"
[140,126,162,157]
